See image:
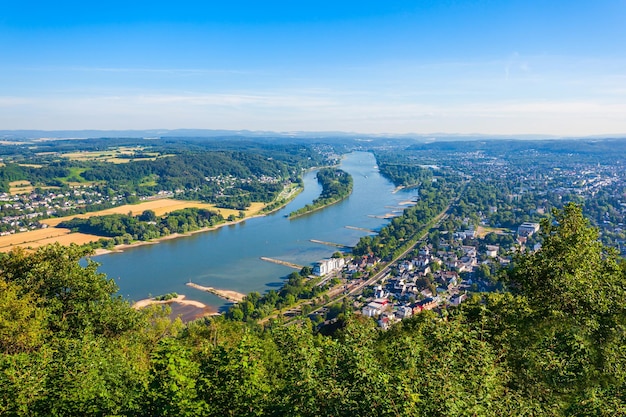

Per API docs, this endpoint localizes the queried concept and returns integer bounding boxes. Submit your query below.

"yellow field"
[41,198,267,227]
[0,228,106,253]
[0,199,268,252]
[475,225,510,237]
[9,180,34,195]
[61,147,169,164]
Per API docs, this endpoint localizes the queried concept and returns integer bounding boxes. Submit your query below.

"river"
[95,151,417,310]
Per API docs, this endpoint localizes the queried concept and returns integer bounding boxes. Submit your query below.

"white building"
[362,299,389,317]
[313,257,346,276]
[517,222,540,237]
[485,245,499,258]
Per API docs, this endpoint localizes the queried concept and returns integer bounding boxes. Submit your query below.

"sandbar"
[133,294,207,309]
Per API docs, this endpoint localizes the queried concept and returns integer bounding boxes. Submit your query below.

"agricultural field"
[41,198,266,227]
[61,146,170,164]
[0,199,267,252]
[9,180,34,195]
[0,227,105,253]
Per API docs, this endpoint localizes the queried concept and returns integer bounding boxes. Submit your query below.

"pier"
[345,225,376,233]
[368,213,397,219]
[186,282,246,303]
[260,257,304,270]
[309,239,353,249]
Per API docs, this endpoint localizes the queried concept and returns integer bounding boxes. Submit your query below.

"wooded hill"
[1,204,625,416]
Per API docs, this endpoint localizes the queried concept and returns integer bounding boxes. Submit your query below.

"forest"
[58,208,227,244]
[0,138,327,210]
[2,204,624,416]
[288,168,353,218]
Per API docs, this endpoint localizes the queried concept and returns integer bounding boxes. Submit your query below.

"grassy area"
[53,167,89,184]
[138,175,159,187]
[475,225,511,237]
[17,163,43,168]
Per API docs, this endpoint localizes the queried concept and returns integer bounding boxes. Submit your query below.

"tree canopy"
[1,204,625,415]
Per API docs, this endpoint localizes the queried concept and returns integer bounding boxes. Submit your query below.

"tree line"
[288,168,353,218]
[58,208,225,244]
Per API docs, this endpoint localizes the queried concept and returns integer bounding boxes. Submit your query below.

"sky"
[1,1,625,136]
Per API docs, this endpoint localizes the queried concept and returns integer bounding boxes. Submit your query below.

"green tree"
[0,244,139,337]
[145,338,205,416]
[500,203,626,413]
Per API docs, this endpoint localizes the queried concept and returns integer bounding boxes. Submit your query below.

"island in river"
[95,152,418,313]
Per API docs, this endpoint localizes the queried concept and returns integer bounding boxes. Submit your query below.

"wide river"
[96,152,417,310]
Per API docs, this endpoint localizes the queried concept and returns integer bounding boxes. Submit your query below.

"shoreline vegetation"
[2,181,304,256]
[0,181,306,316]
[288,168,353,219]
[90,183,303,256]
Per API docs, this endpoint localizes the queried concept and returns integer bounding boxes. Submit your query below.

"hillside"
[0,204,624,416]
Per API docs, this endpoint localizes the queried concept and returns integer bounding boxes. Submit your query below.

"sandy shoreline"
[132,294,220,321]
[132,294,207,309]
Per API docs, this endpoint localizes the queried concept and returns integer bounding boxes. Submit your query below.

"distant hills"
[0,129,624,141]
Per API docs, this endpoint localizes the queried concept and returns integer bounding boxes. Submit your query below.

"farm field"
[0,228,105,253]
[61,146,171,164]
[9,180,34,195]
[41,198,266,227]
[0,199,267,252]
[8,180,60,195]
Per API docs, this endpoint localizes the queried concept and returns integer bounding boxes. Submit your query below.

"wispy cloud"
[504,52,531,81]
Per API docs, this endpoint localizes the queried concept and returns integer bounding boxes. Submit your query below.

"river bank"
[91,214,265,257]
[95,151,415,311]
[287,193,350,219]
[92,184,305,257]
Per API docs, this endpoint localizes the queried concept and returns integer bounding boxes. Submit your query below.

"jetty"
[345,225,376,233]
[368,213,397,219]
[186,282,246,303]
[260,257,303,270]
[309,239,353,249]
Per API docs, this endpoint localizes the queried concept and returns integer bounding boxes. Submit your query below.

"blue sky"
[1,1,625,135]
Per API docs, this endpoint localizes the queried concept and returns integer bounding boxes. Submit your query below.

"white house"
[362,299,389,317]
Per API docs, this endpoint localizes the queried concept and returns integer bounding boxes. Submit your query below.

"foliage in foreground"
[0,204,625,416]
